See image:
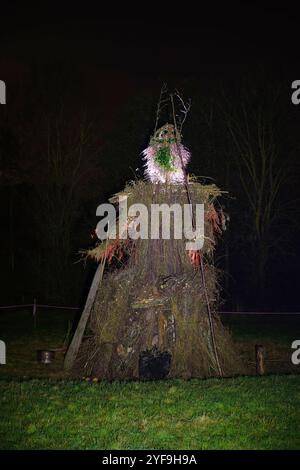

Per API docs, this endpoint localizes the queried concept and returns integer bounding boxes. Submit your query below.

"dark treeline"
[1,11,300,311]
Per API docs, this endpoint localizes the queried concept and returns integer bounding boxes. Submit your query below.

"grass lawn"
[0,309,300,450]
[1,376,300,450]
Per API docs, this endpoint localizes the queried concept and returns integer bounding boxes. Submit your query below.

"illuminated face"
[143,122,191,183]
[153,124,178,143]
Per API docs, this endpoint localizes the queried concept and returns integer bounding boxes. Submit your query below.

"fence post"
[255,344,265,376]
[33,298,37,327]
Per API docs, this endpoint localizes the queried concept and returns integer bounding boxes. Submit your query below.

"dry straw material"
[74,181,244,379]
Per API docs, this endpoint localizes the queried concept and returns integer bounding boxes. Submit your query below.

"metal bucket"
[37,350,55,364]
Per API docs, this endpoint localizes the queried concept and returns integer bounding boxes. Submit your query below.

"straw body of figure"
[74,181,244,380]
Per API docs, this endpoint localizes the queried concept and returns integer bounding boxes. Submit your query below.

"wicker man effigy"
[67,115,244,380]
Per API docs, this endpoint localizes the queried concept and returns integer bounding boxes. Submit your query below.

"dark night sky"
[1,3,300,77]
[1,2,300,126]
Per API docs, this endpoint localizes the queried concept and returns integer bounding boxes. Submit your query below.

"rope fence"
[1,302,299,376]
[0,301,300,316]
[0,300,79,319]
[218,311,300,315]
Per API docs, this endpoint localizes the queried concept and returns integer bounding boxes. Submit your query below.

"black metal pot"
[139,349,171,380]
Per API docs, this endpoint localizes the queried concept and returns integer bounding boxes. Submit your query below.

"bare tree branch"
[154,83,169,134]
[174,89,191,134]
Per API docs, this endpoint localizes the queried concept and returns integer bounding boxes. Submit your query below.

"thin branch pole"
[170,94,223,377]
[174,90,191,134]
[154,83,168,134]
[64,244,107,371]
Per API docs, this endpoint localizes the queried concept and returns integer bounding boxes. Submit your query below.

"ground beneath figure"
[0,309,299,378]
[1,309,300,450]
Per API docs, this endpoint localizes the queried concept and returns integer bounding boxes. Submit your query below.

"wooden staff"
[170,93,223,377]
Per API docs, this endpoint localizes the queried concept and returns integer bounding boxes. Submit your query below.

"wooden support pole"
[33,297,37,328]
[64,262,104,371]
[255,344,265,376]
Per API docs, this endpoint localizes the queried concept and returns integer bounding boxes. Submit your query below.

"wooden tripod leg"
[64,262,104,371]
